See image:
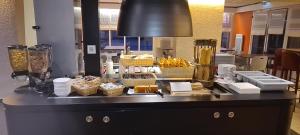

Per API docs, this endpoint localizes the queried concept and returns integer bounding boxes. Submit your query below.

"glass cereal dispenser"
[28,45,52,93]
[28,46,49,74]
[7,45,29,77]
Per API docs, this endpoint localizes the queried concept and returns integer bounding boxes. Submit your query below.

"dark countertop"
[2,85,296,111]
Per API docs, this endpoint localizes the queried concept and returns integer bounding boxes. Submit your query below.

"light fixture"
[117,0,193,37]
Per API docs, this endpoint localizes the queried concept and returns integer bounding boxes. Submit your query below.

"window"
[223,13,232,28]
[222,12,232,49]
[126,37,139,51]
[100,30,109,49]
[140,37,153,51]
[111,31,124,46]
[221,32,230,49]
[267,34,284,54]
[251,35,265,54]
[99,30,153,51]
[287,37,300,48]
[99,8,153,51]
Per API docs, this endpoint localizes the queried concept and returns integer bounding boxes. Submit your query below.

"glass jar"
[7,45,28,73]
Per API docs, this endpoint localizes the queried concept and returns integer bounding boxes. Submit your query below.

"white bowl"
[53,78,71,97]
[54,88,71,97]
[53,78,71,83]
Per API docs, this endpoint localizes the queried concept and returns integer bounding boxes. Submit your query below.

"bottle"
[106,56,115,75]
[125,45,131,55]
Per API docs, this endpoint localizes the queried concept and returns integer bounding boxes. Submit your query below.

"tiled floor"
[291,103,300,135]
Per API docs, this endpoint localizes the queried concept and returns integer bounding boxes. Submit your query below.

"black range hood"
[117,0,193,37]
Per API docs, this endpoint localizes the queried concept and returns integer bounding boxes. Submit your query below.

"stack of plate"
[228,83,261,94]
[53,78,71,97]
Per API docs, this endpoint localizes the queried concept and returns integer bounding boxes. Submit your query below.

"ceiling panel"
[225,0,262,7]
[100,0,122,3]
[225,0,300,7]
[76,0,300,8]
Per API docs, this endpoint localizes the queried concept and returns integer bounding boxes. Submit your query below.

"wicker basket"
[71,77,101,96]
[72,85,98,96]
[120,55,154,66]
[160,67,194,78]
[121,73,157,87]
[101,86,124,96]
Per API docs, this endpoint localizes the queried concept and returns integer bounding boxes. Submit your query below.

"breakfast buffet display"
[159,58,194,78]
[11,39,293,98]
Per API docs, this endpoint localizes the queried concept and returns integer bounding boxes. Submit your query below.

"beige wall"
[24,0,37,46]
[175,3,224,61]
[15,0,25,45]
[0,0,23,98]
[153,37,176,57]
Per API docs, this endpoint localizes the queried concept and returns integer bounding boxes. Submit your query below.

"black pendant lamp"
[117,0,193,37]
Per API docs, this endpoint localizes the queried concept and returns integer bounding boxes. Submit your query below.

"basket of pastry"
[121,73,157,87]
[120,54,154,66]
[159,58,194,78]
[71,76,101,96]
[100,83,125,96]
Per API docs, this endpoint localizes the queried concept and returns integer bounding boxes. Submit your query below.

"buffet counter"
[2,82,296,135]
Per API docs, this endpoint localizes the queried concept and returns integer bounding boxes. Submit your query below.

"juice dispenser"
[193,39,217,87]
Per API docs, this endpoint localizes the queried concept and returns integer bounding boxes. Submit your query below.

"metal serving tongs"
[145,85,164,98]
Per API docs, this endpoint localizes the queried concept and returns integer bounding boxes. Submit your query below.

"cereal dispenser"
[28,45,53,93]
[7,45,29,78]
